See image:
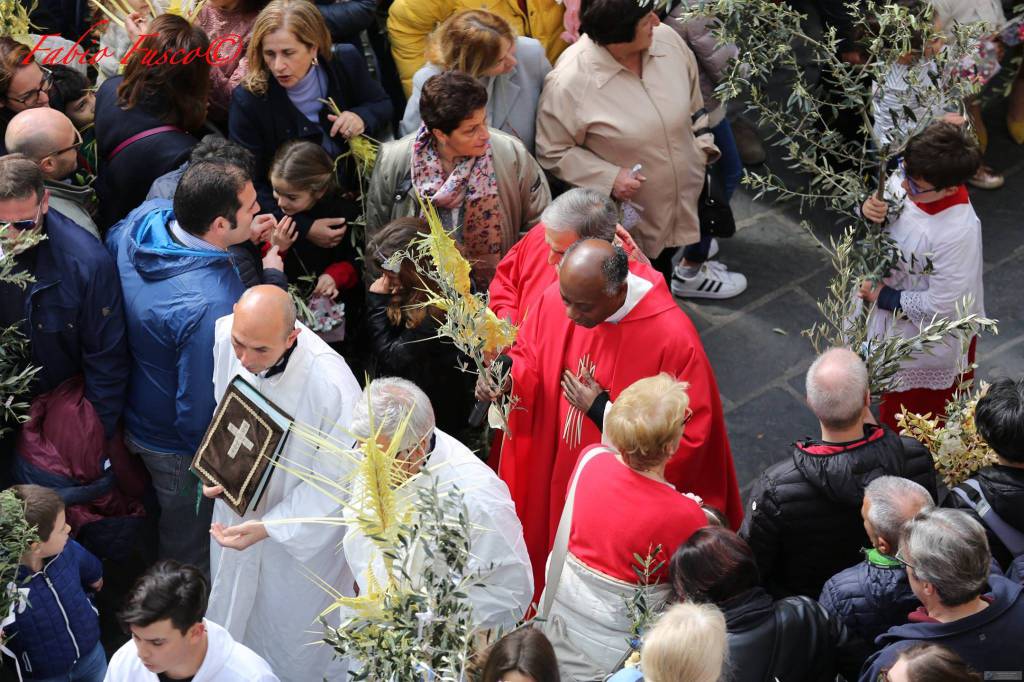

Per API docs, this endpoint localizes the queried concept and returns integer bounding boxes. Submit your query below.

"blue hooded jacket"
[859,575,1024,681]
[106,200,245,456]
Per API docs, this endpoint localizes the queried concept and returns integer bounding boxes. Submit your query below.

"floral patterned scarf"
[411,123,503,285]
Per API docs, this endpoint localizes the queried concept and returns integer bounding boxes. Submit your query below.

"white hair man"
[344,377,533,630]
[201,285,362,682]
[740,348,938,599]
[820,477,935,658]
[862,508,1024,680]
[488,187,655,326]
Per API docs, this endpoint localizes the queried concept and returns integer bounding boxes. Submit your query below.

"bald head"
[231,286,299,374]
[806,347,870,430]
[5,108,79,181]
[557,239,629,328]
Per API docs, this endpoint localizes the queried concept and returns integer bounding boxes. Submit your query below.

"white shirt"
[606,273,654,324]
[863,172,985,390]
[104,619,278,682]
[206,317,362,682]
[342,429,533,631]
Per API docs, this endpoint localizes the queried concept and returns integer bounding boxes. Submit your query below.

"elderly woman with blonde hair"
[536,373,709,681]
[399,9,551,152]
[608,602,728,682]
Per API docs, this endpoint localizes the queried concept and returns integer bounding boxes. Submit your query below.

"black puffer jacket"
[721,587,863,682]
[740,424,937,598]
[945,464,1024,571]
[819,551,919,662]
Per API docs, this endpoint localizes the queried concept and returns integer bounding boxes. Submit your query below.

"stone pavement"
[683,104,1024,496]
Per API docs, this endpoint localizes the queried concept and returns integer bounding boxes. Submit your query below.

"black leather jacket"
[722,587,865,682]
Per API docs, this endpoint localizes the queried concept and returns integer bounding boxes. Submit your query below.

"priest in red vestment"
[488,188,653,326]
[478,239,742,596]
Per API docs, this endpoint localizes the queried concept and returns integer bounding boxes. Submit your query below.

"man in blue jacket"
[0,155,127,458]
[860,508,1024,681]
[820,476,934,667]
[107,159,258,575]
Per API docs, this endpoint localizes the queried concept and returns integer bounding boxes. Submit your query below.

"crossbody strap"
[107,125,183,163]
[954,479,1024,557]
[539,446,613,620]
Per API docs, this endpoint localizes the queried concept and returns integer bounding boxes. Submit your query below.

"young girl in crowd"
[49,65,97,172]
[268,140,360,303]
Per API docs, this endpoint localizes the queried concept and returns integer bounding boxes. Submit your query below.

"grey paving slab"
[701,294,821,405]
[725,387,822,495]
[679,215,829,322]
[978,341,1024,382]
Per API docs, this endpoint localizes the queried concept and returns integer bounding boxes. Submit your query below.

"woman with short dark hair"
[366,70,550,288]
[94,14,210,229]
[536,0,748,300]
[670,527,862,681]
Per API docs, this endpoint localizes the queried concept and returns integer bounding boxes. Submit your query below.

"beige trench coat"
[535,24,720,257]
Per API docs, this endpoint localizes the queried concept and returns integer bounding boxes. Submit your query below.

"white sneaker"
[708,238,720,260]
[671,262,748,299]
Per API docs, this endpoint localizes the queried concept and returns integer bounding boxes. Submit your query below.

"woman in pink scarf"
[366,71,550,287]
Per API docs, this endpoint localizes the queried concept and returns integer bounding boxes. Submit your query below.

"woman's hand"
[270,216,299,252]
[328,111,365,139]
[306,217,347,248]
[861,195,888,224]
[124,10,150,44]
[561,366,603,412]
[612,167,645,201]
[313,273,339,299]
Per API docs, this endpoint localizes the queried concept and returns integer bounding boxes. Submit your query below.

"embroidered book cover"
[190,376,293,516]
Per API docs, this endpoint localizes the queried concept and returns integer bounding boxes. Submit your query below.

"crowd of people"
[0,0,1022,680]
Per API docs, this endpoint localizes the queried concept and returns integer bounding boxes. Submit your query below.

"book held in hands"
[191,376,293,516]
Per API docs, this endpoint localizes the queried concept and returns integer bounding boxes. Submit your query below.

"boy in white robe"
[858,122,985,430]
[105,560,278,682]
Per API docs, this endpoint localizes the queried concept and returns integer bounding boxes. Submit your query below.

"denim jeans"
[682,118,743,263]
[127,436,212,577]
[30,642,106,682]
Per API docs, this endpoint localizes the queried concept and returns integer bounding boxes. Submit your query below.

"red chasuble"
[489,223,661,325]
[501,277,743,596]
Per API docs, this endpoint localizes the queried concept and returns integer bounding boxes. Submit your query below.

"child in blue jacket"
[3,485,105,681]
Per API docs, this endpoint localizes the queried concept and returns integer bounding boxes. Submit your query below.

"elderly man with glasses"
[0,155,128,481]
[6,107,97,239]
[860,508,1024,681]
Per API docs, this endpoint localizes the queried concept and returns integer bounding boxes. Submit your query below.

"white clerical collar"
[605,273,652,324]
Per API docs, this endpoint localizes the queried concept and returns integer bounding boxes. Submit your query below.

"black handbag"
[697,169,736,239]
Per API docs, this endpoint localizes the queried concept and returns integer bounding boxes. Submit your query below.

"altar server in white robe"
[343,377,534,631]
[202,285,362,682]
